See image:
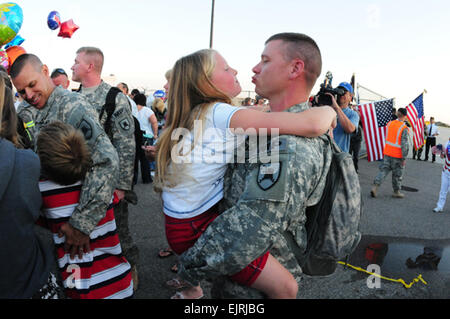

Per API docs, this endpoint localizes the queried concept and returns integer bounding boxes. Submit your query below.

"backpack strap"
[299,134,341,266]
[99,87,122,138]
[321,133,341,153]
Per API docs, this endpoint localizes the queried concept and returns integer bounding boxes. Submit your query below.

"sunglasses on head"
[51,68,67,76]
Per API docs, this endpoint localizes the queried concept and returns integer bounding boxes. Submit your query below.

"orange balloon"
[6,45,26,73]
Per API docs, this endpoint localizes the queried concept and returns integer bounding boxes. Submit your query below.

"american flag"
[358,98,394,162]
[406,94,425,151]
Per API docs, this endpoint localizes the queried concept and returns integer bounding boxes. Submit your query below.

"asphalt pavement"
[127,153,450,299]
[35,150,450,299]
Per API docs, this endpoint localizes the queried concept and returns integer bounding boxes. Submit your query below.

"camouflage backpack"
[98,87,143,146]
[299,134,362,276]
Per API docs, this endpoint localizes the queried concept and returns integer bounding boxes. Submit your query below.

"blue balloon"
[47,10,61,30]
[0,2,23,46]
[4,33,24,49]
[153,90,165,98]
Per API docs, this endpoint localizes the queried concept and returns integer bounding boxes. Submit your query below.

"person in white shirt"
[133,93,158,139]
[425,117,440,162]
[133,93,158,184]
[433,138,450,213]
[155,48,337,299]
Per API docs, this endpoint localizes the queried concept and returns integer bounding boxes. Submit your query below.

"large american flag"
[358,98,394,162]
[406,94,425,151]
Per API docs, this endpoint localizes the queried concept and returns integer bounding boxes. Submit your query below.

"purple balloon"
[47,11,61,30]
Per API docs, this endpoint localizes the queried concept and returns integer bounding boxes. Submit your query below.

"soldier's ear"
[289,59,304,80]
[42,64,49,77]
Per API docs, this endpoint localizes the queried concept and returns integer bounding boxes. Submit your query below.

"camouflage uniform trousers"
[114,199,139,268]
[373,155,405,192]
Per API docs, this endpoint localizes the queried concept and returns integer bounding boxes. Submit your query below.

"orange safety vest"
[383,120,408,158]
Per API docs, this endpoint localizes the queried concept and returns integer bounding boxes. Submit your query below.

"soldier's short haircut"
[10,53,43,79]
[76,46,104,74]
[37,121,92,186]
[265,32,322,89]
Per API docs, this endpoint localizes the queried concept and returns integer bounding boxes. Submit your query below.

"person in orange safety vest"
[371,107,410,198]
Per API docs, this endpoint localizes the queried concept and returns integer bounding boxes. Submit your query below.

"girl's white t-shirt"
[162,103,246,219]
[137,106,155,136]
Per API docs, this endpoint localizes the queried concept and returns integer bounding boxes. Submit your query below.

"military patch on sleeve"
[257,162,281,190]
[119,118,131,131]
[79,119,93,140]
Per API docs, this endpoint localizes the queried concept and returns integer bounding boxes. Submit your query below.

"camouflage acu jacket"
[400,124,410,159]
[81,81,135,191]
[20,86,119,235]
[178,102,333,298]
[17,101,39,147]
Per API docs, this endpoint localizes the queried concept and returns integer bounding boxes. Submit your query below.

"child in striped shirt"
[36,121,133,299]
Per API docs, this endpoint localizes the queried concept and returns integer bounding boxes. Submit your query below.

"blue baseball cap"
[338,82,354,94]
[153,90,166,98]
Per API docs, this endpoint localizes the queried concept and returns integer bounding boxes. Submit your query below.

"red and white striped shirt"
[39,180,133,299]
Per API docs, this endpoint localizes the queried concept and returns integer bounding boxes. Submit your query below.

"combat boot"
[370,185,378,198]
[392,190,405,198]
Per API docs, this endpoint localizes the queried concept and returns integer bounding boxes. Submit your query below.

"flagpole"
[209,0,215,48]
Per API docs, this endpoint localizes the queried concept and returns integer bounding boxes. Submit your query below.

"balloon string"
[337,261,428,289]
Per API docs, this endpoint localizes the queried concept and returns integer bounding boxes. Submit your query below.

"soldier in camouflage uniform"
[10,53,119,258]
[177,33,336,298]
[70,47,139,287]
[371,108,410,198]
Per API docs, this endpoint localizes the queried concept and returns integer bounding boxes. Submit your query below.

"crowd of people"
[0,31,448,300]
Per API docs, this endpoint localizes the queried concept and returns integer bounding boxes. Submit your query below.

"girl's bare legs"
[250,253,298,299]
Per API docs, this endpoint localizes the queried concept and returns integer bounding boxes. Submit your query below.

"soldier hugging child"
[36,121,134,299]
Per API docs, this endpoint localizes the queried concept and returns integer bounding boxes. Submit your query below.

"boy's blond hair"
[37,121,92,185]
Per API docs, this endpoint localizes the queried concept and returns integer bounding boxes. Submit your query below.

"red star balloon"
[58,19,79,39]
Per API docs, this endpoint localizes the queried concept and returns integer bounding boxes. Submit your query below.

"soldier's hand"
[331,114,337,129]
[114,189,125,201]
[59,223,91,260]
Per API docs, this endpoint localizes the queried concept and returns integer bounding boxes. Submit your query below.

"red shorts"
[165,202,269,286]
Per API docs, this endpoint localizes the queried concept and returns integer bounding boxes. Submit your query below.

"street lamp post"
[210,0,215,48]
